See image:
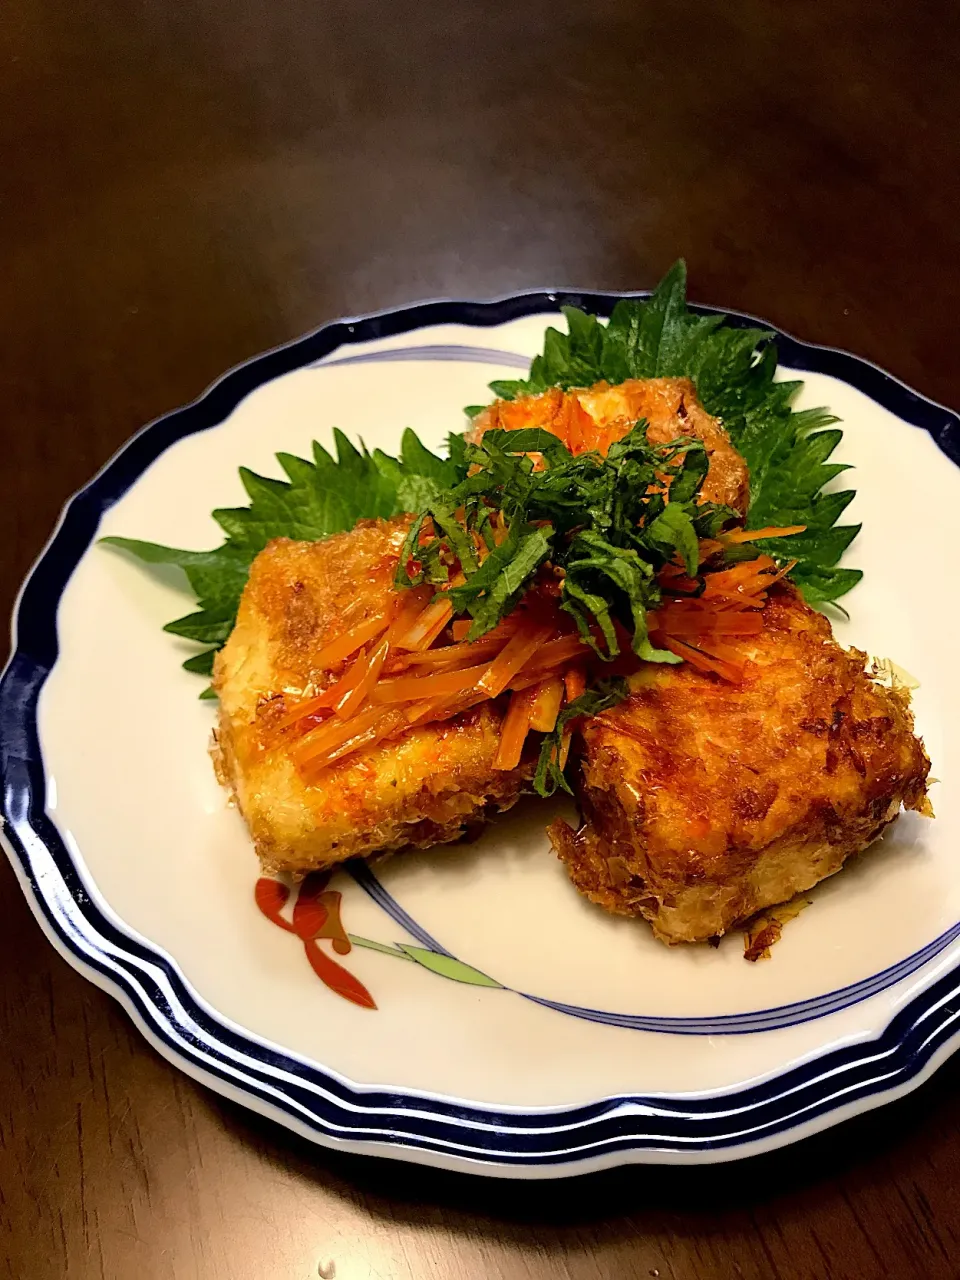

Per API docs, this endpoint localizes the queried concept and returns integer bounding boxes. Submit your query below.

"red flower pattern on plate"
[255,871,377,1009]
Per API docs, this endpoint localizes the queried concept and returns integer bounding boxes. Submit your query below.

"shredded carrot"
[705,592,769,613]
[291,704,389,767]
[759,557,799,591]
[511,633,590,680]
[388,636,507,672]
[403,696,453,726]
[394,597,454,651]
[529,677,565,733]
[384,586,433,644]
[721,524,805,544]
[413,602,454,650]
[311,611,389,673]
[494,688,536,770]
[507,648,593,692]
[301,709,407,778]
[404,697,453,727]
[660,636,744,683]
[476,621,555,699]
[371,662,490,705]
[692,538,724,561]
[449,613,522,643]
[564,667,587,702]
[319,644,374,702]
[656,571,702,593]
[404,686,492,727]
[389,616,524,673]
[651,607,765,637]
[274,690,331,732]
[275,643,373,730]
[692,637,753,666]
[555,667,590,770]
[502,667,554,694]
[334,637,390,719]
[700,556,777,597]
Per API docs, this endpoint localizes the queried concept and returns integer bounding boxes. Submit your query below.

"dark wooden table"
[4,1,960,1276]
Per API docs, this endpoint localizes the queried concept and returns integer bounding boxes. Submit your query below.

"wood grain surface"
[3,1,960,1276]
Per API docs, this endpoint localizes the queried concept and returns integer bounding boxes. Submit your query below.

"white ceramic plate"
[3,292,960,1177]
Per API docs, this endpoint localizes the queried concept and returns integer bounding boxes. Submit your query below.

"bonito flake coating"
[549,585,931,944]
[213,520,530,875]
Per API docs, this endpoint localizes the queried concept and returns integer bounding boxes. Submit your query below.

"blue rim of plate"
[2,289,959,1174]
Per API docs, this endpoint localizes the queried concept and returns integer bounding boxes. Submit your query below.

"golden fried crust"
[213,520,529,875]
[579,378,748,513]
[471,377,749,514]
[549,586,930,943]
[232,518,411,695]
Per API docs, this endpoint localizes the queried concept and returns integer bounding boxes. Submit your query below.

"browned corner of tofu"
[549,585,931,946]
[212,518,532,876]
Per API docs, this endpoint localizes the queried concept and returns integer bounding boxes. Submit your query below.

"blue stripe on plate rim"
[1,289,958,1173]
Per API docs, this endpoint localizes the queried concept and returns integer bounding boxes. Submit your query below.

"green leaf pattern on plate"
[348,934,504,988]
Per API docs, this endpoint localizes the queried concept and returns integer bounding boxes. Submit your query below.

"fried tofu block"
[471,377,749,514]
[213,519,529,875]
[549,586,931,944]
[215,383,750,876]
